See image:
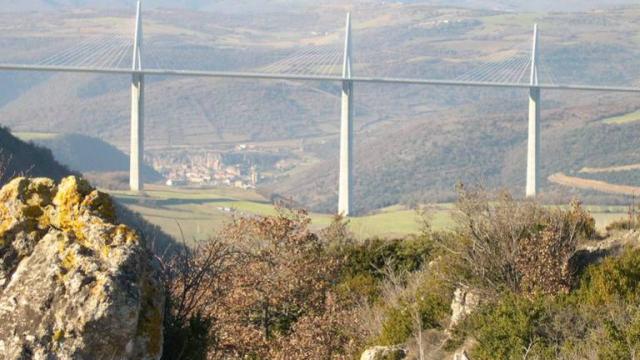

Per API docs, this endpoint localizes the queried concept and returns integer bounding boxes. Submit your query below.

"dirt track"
[549,172,640,196]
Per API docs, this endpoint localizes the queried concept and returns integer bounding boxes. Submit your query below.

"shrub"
[557,303,640,359]
[574,248,640,307]
[162,210,363,359]
[336,273,380,304]
[340,235,435,281]
[162,313,212,360]
[269,296,361,360]
[214,209,354,358]
[375,266,453,347]
[379,306,414,346]
[162,239,233,360]
[461,248,640,360]
[606,219,632,232]
[466,293,556,360]
[440,187,594,297]
[605,203,640,232]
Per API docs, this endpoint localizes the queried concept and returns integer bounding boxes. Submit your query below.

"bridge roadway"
[1,63,640,94]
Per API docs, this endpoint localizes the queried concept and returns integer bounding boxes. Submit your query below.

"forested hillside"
[0,126,73,184]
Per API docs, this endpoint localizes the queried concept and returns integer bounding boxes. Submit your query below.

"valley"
[1,2,640,215]
[2,2,640,358]
[106,184,627,242]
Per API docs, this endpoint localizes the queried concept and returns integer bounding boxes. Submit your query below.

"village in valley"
[147,143,299,189]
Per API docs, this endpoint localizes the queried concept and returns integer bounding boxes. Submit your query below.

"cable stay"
[259,46,343,76]
[34,36,134,69]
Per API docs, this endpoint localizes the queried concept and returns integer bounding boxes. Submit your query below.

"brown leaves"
[515,201,594,296]
[211,208,353,359]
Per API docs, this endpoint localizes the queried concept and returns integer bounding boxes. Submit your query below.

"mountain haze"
[0,0,637,12]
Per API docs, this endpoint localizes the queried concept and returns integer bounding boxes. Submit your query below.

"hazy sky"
[0,0,638,13]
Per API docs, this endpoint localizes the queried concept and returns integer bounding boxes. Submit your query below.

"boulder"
[0,177,164,359]
[361,345,406,360]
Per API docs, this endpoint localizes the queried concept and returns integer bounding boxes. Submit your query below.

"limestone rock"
[0,177,164,359]
[449,288,480,329]
[360,345,406,360]
[453,350,471,360]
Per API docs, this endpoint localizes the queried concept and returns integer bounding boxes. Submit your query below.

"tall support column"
[130,0,144,192]
[339,13,353,216]
[526,24,540,198]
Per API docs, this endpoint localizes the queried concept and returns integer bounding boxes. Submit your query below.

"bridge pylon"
[130,0,144,192]
[338,12,353,216]
[526,24,540,198]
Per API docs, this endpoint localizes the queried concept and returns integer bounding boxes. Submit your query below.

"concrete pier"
[526,87,540,197]
[130,0,144,192]
[130,74,144,192]
[338,13,353,216]
[526,24,539,198]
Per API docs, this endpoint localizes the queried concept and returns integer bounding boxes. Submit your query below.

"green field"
[107,185,628,243]
[107,185,452,242]
[602,110,640,125]
[13,132,60,141]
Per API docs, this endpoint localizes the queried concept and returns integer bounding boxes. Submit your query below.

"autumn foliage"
[215,210,346,358]
[163,209,360,359]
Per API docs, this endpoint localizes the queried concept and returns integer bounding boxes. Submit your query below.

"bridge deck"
[1,63,639,94]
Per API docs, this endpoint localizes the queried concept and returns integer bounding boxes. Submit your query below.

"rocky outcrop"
[453,350,471,360]
[360,345,406,360]
[0,177,164,359]
[449,288,480,329]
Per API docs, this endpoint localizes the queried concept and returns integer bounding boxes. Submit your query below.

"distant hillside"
[400,0,640,12]
[0,127,73,185]
[0,127,176,255]
[26,133,163,182]
[3,4,640,215]
[0,0,317,12]
[270,92,640,214]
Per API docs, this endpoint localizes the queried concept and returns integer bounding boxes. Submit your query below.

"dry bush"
[165,239,233,330]
[0,150,18,185]
[162,239,234,360]
[515,200,595,295]
[269,294,361,360]
[213,209,357,359]
[444,186,594,297]
[161,210,362,359]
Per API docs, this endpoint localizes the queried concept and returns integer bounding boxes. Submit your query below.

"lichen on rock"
[0,176,164,359]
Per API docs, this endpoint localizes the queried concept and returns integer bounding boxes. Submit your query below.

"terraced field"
[549,172,640,196]
[602,110,640,125]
